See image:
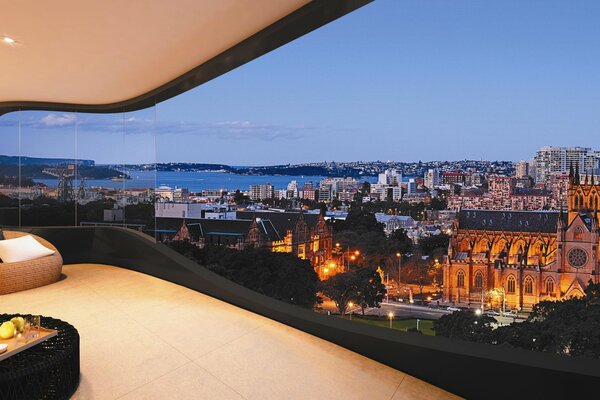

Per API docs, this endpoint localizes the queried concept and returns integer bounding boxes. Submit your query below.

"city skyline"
[1,0,600,165]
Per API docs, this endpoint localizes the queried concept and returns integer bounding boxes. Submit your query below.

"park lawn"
[345,316,436,336]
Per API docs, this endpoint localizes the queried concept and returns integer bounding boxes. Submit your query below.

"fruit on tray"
[0,321,16,339]
[10,316,25,333]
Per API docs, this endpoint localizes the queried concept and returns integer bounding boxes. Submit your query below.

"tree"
[435,281,600,359]
[353,268,386,314]
[233,189,249,205]
[389,229,413,255]
[320,272,357,315]
[167,241,321,308]
[434,311,495,342]
[321,268,387,315]
[419,233,450,256]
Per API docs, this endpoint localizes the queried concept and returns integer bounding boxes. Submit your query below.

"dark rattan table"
[0,314,80,400]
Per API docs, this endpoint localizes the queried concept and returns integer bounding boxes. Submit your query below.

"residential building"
[532,146,599,183]
[249,182,275,201]
[515,160,529,179]
[378,169,402,186]
[424,168,440,190]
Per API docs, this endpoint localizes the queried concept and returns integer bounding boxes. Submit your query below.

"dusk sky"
[2,0,599,165]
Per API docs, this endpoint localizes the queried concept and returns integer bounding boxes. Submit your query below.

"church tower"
[567,163,600,224]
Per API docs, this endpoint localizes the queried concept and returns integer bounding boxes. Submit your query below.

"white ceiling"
[0,0,310,105]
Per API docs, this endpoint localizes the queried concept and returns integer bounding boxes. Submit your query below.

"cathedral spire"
[585,172,589,186]
[575,163,580,185]
[592,172,595,186]
[569,162,574,185]
[558,207,565,231]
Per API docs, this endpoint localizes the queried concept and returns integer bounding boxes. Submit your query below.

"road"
[321,299,452,320]
[321,300,528,323]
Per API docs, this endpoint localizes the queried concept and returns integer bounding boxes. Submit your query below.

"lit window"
[474,271,483,289]
[507,275,516,293]
[524,277,533,294]
[545,278,554,294]
[574,226,583,240]
[457,270,465,288]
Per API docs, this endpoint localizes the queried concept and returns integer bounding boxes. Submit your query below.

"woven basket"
[0,231,63,295]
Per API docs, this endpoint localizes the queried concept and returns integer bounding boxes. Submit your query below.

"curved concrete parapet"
[18,226,600,399]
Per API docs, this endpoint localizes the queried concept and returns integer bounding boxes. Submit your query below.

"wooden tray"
[0,327,58,362]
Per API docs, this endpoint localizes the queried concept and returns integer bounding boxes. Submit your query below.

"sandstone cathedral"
[443,166,600,310]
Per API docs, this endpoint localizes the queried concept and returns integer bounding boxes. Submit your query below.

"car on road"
[502,311,517,318]
[485,310,500,317]
[446,306,460,312]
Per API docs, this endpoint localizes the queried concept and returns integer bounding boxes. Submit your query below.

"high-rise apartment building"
[533,146,599,183]
[249,183,274,201]
[377,169,402,186]
[515,160,529,179]
[424,168,440,189]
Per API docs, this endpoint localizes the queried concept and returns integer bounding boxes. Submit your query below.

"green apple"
[10,317,25,333]
[0,321,16,339]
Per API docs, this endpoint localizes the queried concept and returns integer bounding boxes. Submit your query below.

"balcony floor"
[2,264,459,400]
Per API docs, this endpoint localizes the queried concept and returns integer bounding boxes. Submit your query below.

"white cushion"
[0,235,55,263]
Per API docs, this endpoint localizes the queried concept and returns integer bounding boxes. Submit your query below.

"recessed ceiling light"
[2,36,16,44]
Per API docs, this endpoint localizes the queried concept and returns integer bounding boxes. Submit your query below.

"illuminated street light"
[396,252,402,289]
[354,250,360,256]
[475,308,482,316]
[350,255,356,261]
[388,312,394,328]
[347,301,354,320]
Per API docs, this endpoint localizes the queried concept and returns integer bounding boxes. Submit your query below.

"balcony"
[4,261,456,399]
[3,1,600,398]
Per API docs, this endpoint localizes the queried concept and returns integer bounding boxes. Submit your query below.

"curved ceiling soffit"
[0,0,372,117]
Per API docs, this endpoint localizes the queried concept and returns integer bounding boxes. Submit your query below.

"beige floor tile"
[138,296,264,360]
[195,321,405,400]
[391,375,460,400]
[77,314,189,399]
[118,362,245,400]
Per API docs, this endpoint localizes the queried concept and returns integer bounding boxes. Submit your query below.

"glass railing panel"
[74,113,125,230]
[122,107,157,241]
[0,112,20,227]
[17,111,77,226]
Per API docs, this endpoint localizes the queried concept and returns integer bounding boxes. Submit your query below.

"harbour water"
[35,170,377,192]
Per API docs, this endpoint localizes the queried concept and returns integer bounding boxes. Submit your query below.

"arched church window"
[457,270,465,288]
[574,226,584,240]
[545,278,555,294]
[474,271,483,289]
[507,275,516,293]
[524,276,533,294]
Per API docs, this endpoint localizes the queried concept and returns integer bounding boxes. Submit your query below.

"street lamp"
[388,312,394,328]
[336,242,352,271]
[396,252,402,289]
[347,301,354,320]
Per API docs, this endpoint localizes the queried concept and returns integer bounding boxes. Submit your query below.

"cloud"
[13,113,314,141]
[39,113,77,127]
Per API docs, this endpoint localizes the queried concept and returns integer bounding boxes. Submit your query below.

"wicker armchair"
[0,231,63,295]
